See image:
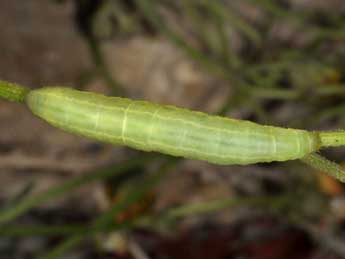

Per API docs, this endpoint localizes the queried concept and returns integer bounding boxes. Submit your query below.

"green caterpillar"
[25,87,320,165]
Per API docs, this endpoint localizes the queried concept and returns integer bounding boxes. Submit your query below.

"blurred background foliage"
[1,0,345,258]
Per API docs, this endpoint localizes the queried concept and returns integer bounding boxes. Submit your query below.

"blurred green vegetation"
[3,0,345,257]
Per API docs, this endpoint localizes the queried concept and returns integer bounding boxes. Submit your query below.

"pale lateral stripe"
[94,104,101,131]
[294,130,301,156]
[147,106,161,147]
[270,127,277,155]
[64,100,70,125]
[307,134,314,153]
[179,127,187,148]
[122,102,132,144]
[212,129,221,158]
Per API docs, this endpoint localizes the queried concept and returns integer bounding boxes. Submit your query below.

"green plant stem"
[0,80,30,103]
[316,85,345,96]
[182,0,215,53]
[94,158,177,228]
[301,153,345,183]
[39,158,177,259]
[0,217,132,237]
[250,88,300,100]
[213,10,241,69]
[86,37,124,96]
[188,0,242,69]
[0,194,289,237]
[248,0,304,24]
[317,105,345,124]
[200,0,260,44]
[0,156,153,224]
[0,224,87,237]
[163,195,290,220]
[37,220,132,259]
[319,131,345,148]
[39,235,85,259]
[135,0,230,81]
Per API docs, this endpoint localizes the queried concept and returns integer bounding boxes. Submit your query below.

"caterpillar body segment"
[25,87,320,165]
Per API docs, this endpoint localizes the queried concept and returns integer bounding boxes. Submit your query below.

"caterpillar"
[25,87,320,165]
